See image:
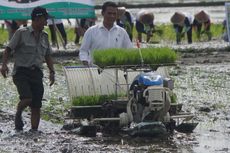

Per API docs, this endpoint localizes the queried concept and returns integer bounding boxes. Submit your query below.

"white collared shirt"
[79,23,133,64]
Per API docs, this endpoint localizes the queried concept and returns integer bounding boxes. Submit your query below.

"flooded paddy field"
[170,63,230,153]
[0,40,230,152]
[0,1,229,152]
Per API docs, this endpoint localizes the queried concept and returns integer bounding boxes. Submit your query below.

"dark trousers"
[174,25,192,44]
[196,22,210,33]
[49,23,67,45]
[194,22,211,40]
[13,66,44,108]
[75,31,80,44]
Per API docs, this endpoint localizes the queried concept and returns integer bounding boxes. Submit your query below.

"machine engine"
[128,71,172,123]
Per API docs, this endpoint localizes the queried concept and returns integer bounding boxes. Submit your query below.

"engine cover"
[135,71,163,86]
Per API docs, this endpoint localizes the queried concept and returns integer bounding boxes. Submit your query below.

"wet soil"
[0,39,230,152]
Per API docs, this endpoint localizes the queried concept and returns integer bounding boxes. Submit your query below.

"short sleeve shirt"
[7,26,52,74]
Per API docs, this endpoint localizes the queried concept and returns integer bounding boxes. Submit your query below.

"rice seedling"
[72,93,177,106]
[53,23,224,44]
[143,23,224,43]
[170,92,177,103]
[0,28,9,46]
[93,47,177,68]
[72,94,118,106]
[0,23,224,46]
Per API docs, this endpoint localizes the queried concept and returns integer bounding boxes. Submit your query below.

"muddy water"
[1,3,229,152]
[0,57,230,152]
[170,64,230,153]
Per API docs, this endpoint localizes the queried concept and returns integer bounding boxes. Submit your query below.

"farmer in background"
[193,10,211,41]
[5,20,27,40]
[0,6,55,132]
[5,20,20,40]
[135,10,154,43]
[116,7,134,41]
[74,17,96,45]
[222,19,228,42]
[47,19,67,47]
[5,0,28,40]
[79,1,133,66]
[171,12,193,44]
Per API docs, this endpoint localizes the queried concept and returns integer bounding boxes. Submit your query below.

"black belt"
[17,65,40,71]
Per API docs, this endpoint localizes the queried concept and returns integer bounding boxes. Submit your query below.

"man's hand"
[49,71,55,86]
[1,64,9,78]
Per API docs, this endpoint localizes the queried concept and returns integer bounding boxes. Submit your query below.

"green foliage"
[44,27,76,44]
[50,23,223,43]
[151,24,175,42]
[0,23,224,46]
[0,27,9,46]
[170,92,177,103]
[72,94,117,106]
[148,23,223,43]
[93,47,177,68]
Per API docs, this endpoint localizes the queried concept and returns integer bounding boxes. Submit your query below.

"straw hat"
[117,7,126,19]
[194,10,209,23]
[170,12,185,26]
[139,11,154,25]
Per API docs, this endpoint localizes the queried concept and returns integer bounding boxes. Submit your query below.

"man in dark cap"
[0,6,55,132]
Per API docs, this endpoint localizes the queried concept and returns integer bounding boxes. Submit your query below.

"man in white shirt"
[79,1,133,66]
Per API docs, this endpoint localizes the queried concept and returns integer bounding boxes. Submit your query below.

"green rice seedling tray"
[93,47,177,69]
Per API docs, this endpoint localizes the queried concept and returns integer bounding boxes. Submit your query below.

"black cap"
[31,6,52,20]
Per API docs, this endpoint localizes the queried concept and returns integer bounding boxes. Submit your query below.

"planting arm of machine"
[64,66,198,137]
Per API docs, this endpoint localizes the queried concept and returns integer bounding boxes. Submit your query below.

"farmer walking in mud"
[79,1,133,66]
[0,6,55,132]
